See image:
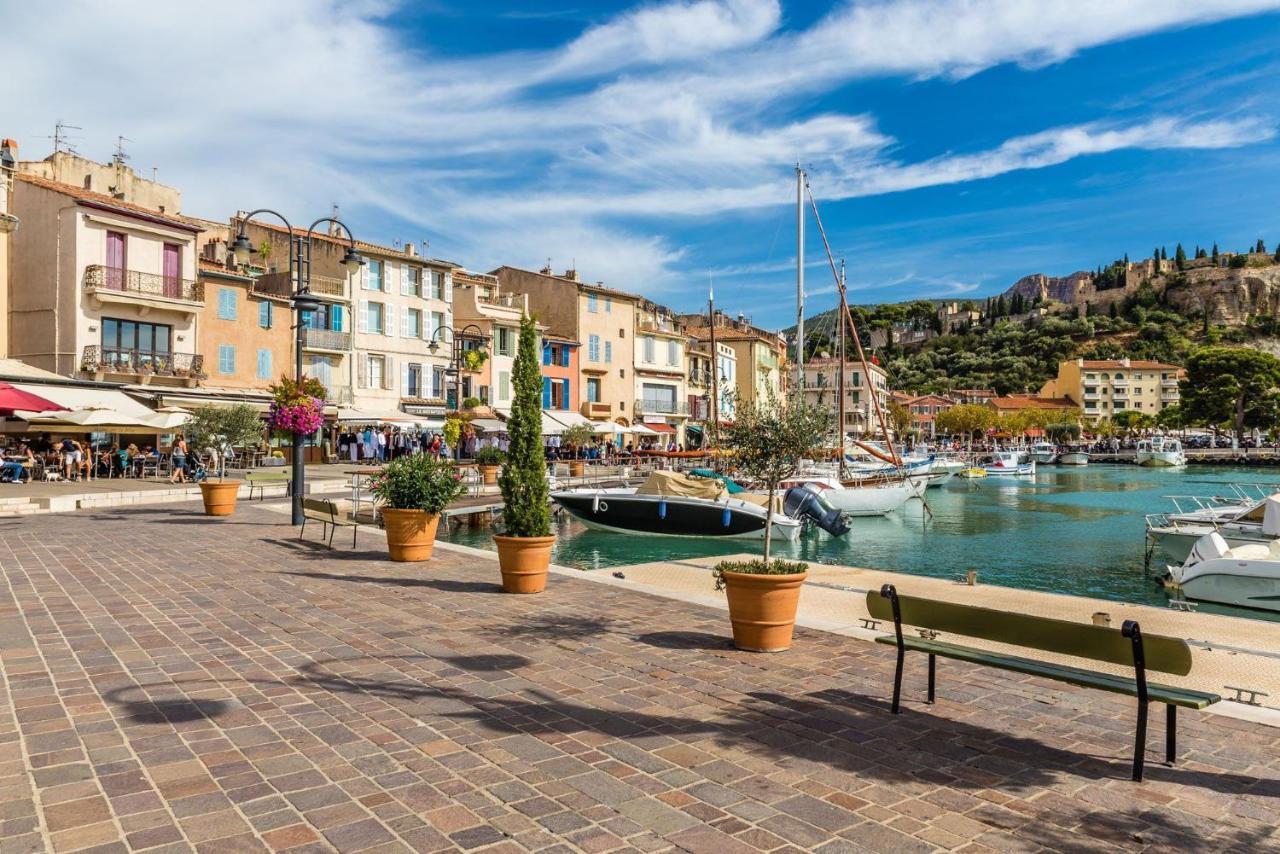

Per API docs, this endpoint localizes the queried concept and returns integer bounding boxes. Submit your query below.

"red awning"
[0,382,69,416]
[646,422,676,433]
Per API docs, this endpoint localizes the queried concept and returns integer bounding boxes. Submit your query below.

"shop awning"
[471,418,508,433]
[13,383,158,422]
[646,422,676,434]
[335,407,420,425]
[547,410,617,435]
[630,424,658,435]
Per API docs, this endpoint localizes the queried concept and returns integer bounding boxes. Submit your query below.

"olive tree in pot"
[368,454,464,561]
[473,445,506,485]
[716,389,832,651]
[186,404,263,517]
[560,422,595,477]
[495,314,555,593]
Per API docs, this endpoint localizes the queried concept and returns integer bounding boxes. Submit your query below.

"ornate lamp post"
[230,211,363,525]
[427,323,489,461]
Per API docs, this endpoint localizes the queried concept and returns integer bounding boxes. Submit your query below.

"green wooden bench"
[299,498,362,549]
[245,470,290,501]
[868,584,1220,781]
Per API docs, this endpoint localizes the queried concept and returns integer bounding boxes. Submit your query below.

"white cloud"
[2,0,1277,297]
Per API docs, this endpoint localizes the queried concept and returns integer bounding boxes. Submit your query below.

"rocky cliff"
[1162,264,1280,326]
[1002,271,1094,304]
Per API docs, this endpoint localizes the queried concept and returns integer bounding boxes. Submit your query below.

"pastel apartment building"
[802,356,890,436]
[680,311,787,410]
[1040,358,1183,422]
[450,269,527,411]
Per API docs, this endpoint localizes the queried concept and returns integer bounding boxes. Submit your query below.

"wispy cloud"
[3,0,1277,303]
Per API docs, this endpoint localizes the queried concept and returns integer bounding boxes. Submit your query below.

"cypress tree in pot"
[494,314,555,593]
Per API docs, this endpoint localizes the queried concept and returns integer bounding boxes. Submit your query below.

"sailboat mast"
[795,164,805,400]
[708,280,719,454]
[837,259,846,475]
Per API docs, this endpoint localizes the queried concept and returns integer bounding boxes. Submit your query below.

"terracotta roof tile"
[989,396,1077,410]
[16,173,202,232]
[1078,359,1182,370]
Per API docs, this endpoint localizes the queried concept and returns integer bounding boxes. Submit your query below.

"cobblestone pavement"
[1,505,1278,853]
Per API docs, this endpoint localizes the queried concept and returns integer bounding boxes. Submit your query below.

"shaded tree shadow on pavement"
[634,630,731,651]
[280,569,500,594]
[101,685,232,725]
[481,613,617,643]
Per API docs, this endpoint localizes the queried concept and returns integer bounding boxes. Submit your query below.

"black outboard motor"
[784,484,850,537]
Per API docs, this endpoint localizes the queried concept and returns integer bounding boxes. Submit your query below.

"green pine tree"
[1256,238,1267,254]
[498,314,551,538]
[1212,243,1220,263]
[1160,246,1167,261]
[1109,301,1118,319]
[1175,243,1187,271]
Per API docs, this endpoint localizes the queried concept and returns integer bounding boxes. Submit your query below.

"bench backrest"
[866,590,1192,676]
[303,498,336,519]
[248,471,289,482]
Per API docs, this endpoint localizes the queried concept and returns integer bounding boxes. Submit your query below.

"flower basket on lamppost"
[266,375,327,502]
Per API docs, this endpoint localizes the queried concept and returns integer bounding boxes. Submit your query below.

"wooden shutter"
[561,378,570,409]
[386,304,395,337]
[359,300,369,333]
[443,272,452,303]
[401,362,410,395]
[357,353,367,388]
[542,378,551,409]
[383,355,394,389]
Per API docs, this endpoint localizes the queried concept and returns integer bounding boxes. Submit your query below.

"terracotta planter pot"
[199,481,241,517]
[721,569,807,652]
[568,460,585,477]
[493,535,555,594]
[382,508,441,562]
[479,464,499,485]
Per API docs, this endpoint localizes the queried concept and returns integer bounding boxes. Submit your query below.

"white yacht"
[784,474,918,516]
[1058,446,1090,466]
[1167,530,1280,612]
[1136,436,1186,467]
[1028,442,1058,464]
[1146,491,1280,561]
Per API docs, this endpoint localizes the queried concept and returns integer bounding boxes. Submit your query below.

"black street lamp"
[233,210,363,525]
[427,323,489,460]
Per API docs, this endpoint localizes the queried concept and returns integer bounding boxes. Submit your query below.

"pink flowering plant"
[267,376,327,436]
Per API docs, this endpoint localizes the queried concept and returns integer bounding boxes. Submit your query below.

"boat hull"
[1029,452,1057,464]
[984,463,1036,476]
[1058,452,1089,466]
[817,483,914,516]
[552,492,801,540]
[1149,526,1274,562]
[1137,451,1185,467]
[1173,562,1280,612]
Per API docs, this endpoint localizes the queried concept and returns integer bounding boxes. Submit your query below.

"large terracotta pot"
[568,460,585,477]
[493,535,556,593]
[479,465,499,485]
[721,569,807,652]
[382,508,441,562]
[199,481,241,517]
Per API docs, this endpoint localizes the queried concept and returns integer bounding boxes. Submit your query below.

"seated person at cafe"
[0,444,35,483]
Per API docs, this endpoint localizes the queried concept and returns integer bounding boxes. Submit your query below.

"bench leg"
[891,647,904,715]
[927,654,936,704]
[326,522,335,549]
[298,517,307,541]
[1132,697,1149,781]
[352,525,358,549]
[1166,705,1177,765]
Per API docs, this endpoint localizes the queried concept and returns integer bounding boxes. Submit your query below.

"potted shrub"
[495,314,555,593]
[187,404,264,517]
[715,389,831,651]
[560,422,595,477]
[473,445,505,484]
[368,453,464,561]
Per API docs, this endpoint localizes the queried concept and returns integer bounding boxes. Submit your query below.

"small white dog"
[43,470,62,482]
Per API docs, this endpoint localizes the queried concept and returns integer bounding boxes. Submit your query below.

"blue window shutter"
[331,304,343,331]
[561,347,570,368]
[561,378,570,409]
[542,378,551,409]
[542,343,551,366]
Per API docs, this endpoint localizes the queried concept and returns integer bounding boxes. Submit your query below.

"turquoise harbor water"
[442,465,1280,621]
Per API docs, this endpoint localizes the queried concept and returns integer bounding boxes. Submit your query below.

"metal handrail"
[85,265,202,302]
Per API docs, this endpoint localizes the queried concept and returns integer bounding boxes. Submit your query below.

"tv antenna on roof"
[49,119,82,156]
[112,135,132,164]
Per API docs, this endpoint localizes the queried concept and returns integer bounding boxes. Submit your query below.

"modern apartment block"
[491,266,639,427]
[9,165,205,386]
[802,356,890,436]
[1040,358,1183,422]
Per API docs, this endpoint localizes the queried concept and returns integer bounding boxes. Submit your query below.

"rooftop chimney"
[564,268,579,282]
[0,139,17,171]
[404,242,417,257]
[539,264,553,275]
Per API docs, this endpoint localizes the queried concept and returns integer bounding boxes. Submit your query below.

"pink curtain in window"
[162,244,180,298]
[106,231,125,289]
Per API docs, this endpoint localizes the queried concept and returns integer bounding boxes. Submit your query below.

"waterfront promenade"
[2,505,1279,852]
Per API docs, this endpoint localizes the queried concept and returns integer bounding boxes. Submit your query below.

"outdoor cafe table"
[346,468,383,519]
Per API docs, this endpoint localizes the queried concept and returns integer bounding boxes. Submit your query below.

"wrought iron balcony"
[302,328,351,351]
[85,264,203,302]
[310,274,347,298]
[688,368,713,386]
[634,398,688,416]
[81,345,204,378]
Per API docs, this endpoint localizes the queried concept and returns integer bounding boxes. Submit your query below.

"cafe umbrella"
[0,382,68,416]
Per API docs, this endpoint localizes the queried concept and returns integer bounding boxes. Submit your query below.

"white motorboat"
[552,470,849,540]
[984,450,1035,476]
[1029,442,1058,464]
[787,475,917,517]
[1167,531,1280,612]
[1146,492,1280,562]
[1136,436,1186,467]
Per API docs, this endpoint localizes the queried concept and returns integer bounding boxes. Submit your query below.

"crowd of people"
[0,432,186,483]
[337,426,452,463]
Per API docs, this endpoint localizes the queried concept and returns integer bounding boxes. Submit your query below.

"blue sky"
[6,1,1280,329]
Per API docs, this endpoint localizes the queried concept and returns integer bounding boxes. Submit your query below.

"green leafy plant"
[462,349,489,372]
[473,445,506,466]
[712,559,808,591]
[186,404,263,480]
[443,416,464,449]
[721,388,831,563]
[461,396,482,410]
[368,453,464,513]
[561,422,595,449]
[499,314,552,538]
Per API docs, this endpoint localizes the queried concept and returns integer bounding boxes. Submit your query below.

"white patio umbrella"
[30,405,163,432]
[148,406,193,430]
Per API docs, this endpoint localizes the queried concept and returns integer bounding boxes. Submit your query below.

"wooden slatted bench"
[868,584,1220,780]
[245,470,290,501]
[299,498,362,549]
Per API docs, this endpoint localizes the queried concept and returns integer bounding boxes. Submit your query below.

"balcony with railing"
[1161,378,1180,388]
[580,401,613,419]
[84,265,203,308]
[302,328,352,352]
[688,368,712,387]
[634,398,689,416]
[252,271,348,301]
[81,345,204,386]
[310,274,348,299]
